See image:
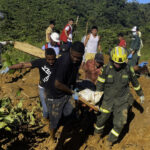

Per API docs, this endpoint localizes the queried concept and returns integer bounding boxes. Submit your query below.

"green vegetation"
[0,98,37,132]
[0,0,150,62]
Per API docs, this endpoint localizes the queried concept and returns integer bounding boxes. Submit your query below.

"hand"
[138,62,148,67]
[128,53,133,59]
[0,67,9,74]
[140,95,145,104]
[72,88,79,101]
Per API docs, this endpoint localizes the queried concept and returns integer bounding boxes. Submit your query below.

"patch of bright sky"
[128,0,150,3]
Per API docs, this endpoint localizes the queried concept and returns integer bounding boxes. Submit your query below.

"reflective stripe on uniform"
[122,75,128,78]
[111,129,119,137]
[98,76,105,83]
[134,85,141,91]
[100,107,110,113]
[108,75,113,78]
[130,66,135,76]
[94,124,104,131]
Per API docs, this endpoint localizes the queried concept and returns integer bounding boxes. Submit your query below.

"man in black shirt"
[0,48,57,120]
[46,41,85,143]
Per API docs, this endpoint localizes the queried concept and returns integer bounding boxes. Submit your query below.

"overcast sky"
[128,0,150,3]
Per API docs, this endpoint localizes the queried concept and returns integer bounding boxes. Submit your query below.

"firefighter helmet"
[111,46,127,63]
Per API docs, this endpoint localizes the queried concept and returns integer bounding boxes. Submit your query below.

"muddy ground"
[0,58,150,150]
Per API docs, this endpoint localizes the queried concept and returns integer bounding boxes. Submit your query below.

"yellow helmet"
[111,46,127,63]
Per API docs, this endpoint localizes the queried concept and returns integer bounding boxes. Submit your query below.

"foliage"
[1,46,36,70]
[0,0,150,61]
[0,97,37,132]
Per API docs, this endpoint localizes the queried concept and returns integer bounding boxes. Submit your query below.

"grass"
[140,42,150,61]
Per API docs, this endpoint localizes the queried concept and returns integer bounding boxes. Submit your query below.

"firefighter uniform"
[128,34,141,66]
[95,61,143,143]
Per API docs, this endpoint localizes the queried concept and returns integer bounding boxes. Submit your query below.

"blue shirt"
[42,43,60,56]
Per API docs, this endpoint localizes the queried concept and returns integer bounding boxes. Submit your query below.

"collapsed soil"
[0,57,150,150]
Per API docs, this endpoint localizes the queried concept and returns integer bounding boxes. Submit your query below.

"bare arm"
[47,33,51,42]
[84,34,90,47]
[55,80,73,95]
[9,62,32,70]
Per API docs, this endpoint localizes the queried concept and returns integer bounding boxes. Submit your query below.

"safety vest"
[60,24,72,42]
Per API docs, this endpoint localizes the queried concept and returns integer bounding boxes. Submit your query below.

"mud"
[0,59,150,150]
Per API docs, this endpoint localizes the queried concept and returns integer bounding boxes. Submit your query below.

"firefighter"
[94,46,145,148]
[128,26,141,66]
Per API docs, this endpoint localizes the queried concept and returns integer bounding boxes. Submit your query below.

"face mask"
[132,32,137,36]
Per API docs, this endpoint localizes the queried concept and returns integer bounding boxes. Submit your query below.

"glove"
[140,95,145,104]
[128,53,133,59]
[72,88,79,101]
[0,67,10,74]
[138,62,148,67]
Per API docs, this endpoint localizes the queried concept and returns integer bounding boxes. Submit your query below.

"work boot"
[105,140,113,150]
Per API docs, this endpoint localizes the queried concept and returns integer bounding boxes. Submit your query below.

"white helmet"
[131,26,137,32]
[50,32,60,42]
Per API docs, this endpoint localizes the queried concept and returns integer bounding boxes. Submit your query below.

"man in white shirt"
[84,26,101,62]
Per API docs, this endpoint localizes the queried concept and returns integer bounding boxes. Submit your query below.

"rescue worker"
[94,46,145,148]
[118,33,126,49]
[84,26,101,62]
[46,20,55,43]
[136,27,143,63]
[0,48,57,122]
[128,26,141,66]
[60,18,74,48]
[83,52,104,84]
[42,32,60,56]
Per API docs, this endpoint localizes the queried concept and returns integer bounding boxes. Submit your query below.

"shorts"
[46,95,74,129]
[85,53,96,62]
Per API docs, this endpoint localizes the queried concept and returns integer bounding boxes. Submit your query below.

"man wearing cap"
[83,53,104,84]
[128,26,141,66]
[42,32,60,56]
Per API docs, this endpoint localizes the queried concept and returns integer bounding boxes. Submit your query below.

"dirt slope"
[0,60,150,150]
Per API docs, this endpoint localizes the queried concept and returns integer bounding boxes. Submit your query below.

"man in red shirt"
[118,33,126,48]
[83,53,104,84]
[60,18,74,45]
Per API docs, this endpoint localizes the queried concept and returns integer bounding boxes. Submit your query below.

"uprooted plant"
[0,97,37,132]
